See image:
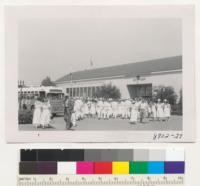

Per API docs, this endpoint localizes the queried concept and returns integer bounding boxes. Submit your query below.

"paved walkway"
[19,115,182,131]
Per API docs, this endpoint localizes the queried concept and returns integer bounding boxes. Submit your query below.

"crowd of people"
[30,95,171,129]
[32,97,52,129]
[66,96,171,128]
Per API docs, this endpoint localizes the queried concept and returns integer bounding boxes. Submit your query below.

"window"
[80,87,83,97]
[84,87,87,97]
[73,88,76,97]
[88,87,91,98]
[92,87,96,97]
[77,87,80,97]
[69,88,72,97]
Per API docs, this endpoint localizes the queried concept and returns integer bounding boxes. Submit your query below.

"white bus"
[18,86,65,115]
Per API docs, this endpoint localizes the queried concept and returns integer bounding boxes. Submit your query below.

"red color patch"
[94,162,112,174]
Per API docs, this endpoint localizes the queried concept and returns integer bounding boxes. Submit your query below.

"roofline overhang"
[55,69,182,85]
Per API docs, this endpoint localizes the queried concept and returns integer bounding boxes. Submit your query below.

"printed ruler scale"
[17,175,184,186]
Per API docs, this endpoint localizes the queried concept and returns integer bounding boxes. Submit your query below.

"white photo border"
[5,5,195,143]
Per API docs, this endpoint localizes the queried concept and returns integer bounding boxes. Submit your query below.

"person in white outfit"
[151,102,157,121]
[90,100,96,118]
[71,110,77,127]
[117,100,123,118]
[163,99,171,121]
[101,100,108,119]
[32,97,42,129]
[87,99,92,118]
[96,98,104,119]
[106,100,112,119]
[111,100,118,118]
[130,100,138,124]
[83,101,89,118]
[74,98,81,121]
[124,99,131,119]
[40,98,51,129]
[121,100,126,119]
[134,99,141,121]
[139,99,148,123]
[156,99,164,121]
[147,101,152,119]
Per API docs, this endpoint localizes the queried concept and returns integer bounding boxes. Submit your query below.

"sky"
[18,18,182,85]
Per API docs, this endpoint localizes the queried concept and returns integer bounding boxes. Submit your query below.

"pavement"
[19,115,182,131]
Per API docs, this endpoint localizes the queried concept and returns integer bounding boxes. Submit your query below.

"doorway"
[127,84,152,99]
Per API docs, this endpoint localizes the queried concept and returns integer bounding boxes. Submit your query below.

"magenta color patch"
[76,162,94,174]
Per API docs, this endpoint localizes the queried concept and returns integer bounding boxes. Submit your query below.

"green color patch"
[129,161,148,174]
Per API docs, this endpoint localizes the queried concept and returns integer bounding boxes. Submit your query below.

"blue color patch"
[148,162,164,174]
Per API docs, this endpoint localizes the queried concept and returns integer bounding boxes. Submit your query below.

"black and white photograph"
[18,18,182,131]
[5,5,195,142]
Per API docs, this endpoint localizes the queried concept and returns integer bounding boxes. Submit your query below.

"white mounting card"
[5,5,195,143]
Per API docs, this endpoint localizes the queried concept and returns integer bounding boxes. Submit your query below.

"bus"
[18,86,65,116]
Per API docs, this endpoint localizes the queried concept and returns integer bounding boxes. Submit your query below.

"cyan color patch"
[148,162,164,174]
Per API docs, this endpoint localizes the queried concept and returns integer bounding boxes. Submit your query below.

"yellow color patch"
[112,161,129,174]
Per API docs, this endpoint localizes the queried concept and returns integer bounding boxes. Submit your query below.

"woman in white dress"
[163,99,171,121]
[156,99,164,121]
[32,97,42,129]
[151,102,157,121]
[83,101,89,118]
[90,101,96,118]
[40,98,51,129]
[71,110,77,127]
[117,100,123,118]
[130,101,138,124]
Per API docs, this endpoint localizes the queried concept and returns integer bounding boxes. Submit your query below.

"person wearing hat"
[130,100,138,124]
[96,98,104,119]
[156,98,164,121]
[107,98,113,118]
[117,100,123,118]
[124,98,132,119]
[102,99,109,119]
[111,99,118,119]
[151,101,157,121]
[32,97,43,129]
[83,99,89,118]
[40,97,52,129]
[74,97,81,121]
[163,99,171,121]
[90,99,96,118]
[120,100,126,119]
[139,99,148,123]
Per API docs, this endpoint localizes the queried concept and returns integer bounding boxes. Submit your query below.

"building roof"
[55,56,182,83]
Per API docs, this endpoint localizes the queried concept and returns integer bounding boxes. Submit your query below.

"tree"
[41,76,56,86]
[177,89,182,115]
[153,85,178,105]
[95,84,121,99]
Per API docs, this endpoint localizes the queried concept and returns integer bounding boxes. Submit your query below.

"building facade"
[55,56,182,100]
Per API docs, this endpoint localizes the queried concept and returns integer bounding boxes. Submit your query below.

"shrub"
[153,85,178,105]
[95,84,121,99]
[18,109,33,124]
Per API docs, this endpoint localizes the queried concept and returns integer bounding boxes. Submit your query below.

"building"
[55,56,182,99]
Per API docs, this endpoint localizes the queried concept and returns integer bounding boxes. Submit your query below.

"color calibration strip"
[20,149,184,175]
